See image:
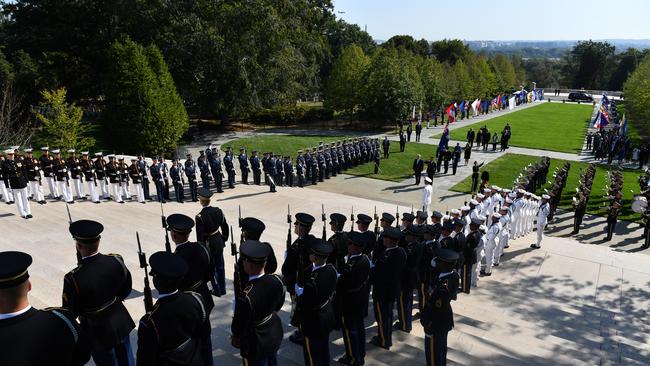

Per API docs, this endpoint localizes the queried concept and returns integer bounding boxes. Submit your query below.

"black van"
[568,92,593,102]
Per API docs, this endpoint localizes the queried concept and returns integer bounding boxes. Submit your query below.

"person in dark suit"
[382,137,390,159]
[231,240,285,366]
[294,238,338,366]
[413,154,424,185]
[63,220,135,366]
[415,122,422,142]
[452,144,461,175]
[399,132,406,152]
[420,249,460,366]
[195,188,229,296]
[167,214,215,366]
[136,252,208,366]
[335,231,371,366]
[467,128,475,148]
[370,226,407,350]
[1,251,92,366]
[426,157,436,180]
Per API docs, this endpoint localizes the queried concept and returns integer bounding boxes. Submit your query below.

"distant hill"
[465,39,650,58]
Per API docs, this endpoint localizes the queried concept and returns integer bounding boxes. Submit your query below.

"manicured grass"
[222,134,439,182]
[434,103,594,154]
[450,153,642,223]
[221,135,350,156]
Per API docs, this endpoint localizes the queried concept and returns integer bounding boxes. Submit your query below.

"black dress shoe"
[337,355,352,365]
[289,331,304,345]
[26,214,33,219]
[67,201,74,204]
[369,336,389,350]
[94,201,101,204]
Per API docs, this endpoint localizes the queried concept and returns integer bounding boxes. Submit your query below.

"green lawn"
[221,134,439,182]
[434,103,594,154]
[451,153,642,223]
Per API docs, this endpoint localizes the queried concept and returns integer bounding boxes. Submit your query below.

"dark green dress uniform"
[195,188,230,297]
[327,213,348,270]
[0,251,91,366]
[421,249,460,366]
[334,232,370,366]
[137,252,208,366]
[232,241,285,366]
[238,217,277,286]
[370,227,407,350]
[167,214,214,366]
[63,220,135,366]
[396,225,424,333]
[295,238,338,366]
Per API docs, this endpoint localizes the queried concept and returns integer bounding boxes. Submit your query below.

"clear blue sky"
[333,0,650,41]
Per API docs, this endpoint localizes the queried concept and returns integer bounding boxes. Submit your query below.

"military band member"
[296,151,305,188]
[223,148,236,188]
[231,241,285,366]
[250,150,262,185]
[136,154,151,200]
[2,149,31,218]
[282,213,317,344]
[93,152,110,200]
[238,148,249,185]
[184,154,198,202]
[264,153,277,193]
[105,155,123,203]
[294,238,337,366]
[67,149,85,200]
[159,157,171,200]
[274,154,284,186]
[128,158,145,203]
[167,213,215,366]
[284,156,294,187]
[136,252,208,366]
[208,148,224,193]
[195,188,229,296]
[370,226,406,350]
[63,220,135,366]
[420,249,460,366]
[23,148,46,204]
[79,152,99,203]
[39,146,60,199]
[149,159,165,203]
[53,149,74,203]
[118,156,132,200]
[334,232,370,366]
[605,201,621,242]
[0,251,91,366]
[170,160,184,203]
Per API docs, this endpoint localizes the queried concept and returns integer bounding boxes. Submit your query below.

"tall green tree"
[623,55,650,134]
[324,44,370,114]
[362,48,424,121]
[431,39,471,64]
[452,59,473,100]
[35,88,95,150]
[608,48,649,91]
[490,54,517,91]
[562,40,615,89]
[104,39,188,155]
[416,56,445,110]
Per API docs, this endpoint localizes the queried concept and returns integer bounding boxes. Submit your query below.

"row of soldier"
[1,181,553,366]
[604,169,623,241]
[571,163,596,234]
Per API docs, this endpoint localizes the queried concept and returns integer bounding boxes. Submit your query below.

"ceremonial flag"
[412,105,416,119]
[446,103,456,123]
[458,100,466,118]
[508,96,515,110]
[471,99,480,116]
[601,94,610,112]
[593,110,610,129]
[620,114,627,136]
[496,94,502,108]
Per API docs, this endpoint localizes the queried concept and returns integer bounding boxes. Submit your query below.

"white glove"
[369,261,376,269]
[294,284,304,296]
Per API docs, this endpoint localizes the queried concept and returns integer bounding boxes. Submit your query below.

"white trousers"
[13,188,30,217]
[536,222,545,246]
[484,239,497,274]
[510,214,518,238]
[494,233,508,264]
[111,183,124,202]
[134,183,145,202]
[72,178,84,198]
[98,179,109,198]
[85,180,100,202]
[45,177,59,198]
[472,247,485,287]
[57,181,73,202]
[1,181,13,203]
[28,181,44,202]
[121,182,131,199]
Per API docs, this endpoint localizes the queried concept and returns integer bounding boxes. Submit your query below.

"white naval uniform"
[483,222,501,274]
[536,202,550,247]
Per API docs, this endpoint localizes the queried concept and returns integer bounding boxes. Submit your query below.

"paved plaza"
[1,176,649,365]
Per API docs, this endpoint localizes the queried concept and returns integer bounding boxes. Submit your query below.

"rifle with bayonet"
[230,225,242,300]
[373,206,379,238]
[287,205,292,252]
[136,232,154,312]
[321,204,327,241]
[66,202,82,265]
[160,202,172,253]
[349,206,354,232]
[395,205,400,228]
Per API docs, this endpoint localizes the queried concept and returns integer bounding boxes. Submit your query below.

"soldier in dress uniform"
[198,151,212,190]
[22,148,46,204]
[264,153,277,192]
[136,155,151,200]
[53,149,75,203]
[195,188,229,296]
[231,241,285,366]
[370,226,407,350]
[395,225,424,333]
[166,213,215,366]
[208,149,224,193]
[282,213,317,345]
[136,252,208,366]
[296,151,305,188]
[149,158,165,203]
[66,149,85,200]
[158,157,171,200]
[284,156,294,187]
[223,148,236,188]
[170,160,184,203]
[238,148,250,185]
[274,154,284,186]
[334,231,370,366]
[127,158,145,203]
[372,213,395,262]
[355,213,377,255]
[461,216,483,294]
[2,149,32,218]
[93,152,109,200]
[117,156,131,201]
[418,225,438,313]
[420,249,460,366]
[39,146,60,199]
[605,201,621,242]
[294,237,338,366]
[310,152,319,185]
[63,220,135,366]
[0,251,91,366]
[79,152,99,204]
[185,154,199,202]
[327,213,348,270]
[250,150,261,185]
[238,217,277,287]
